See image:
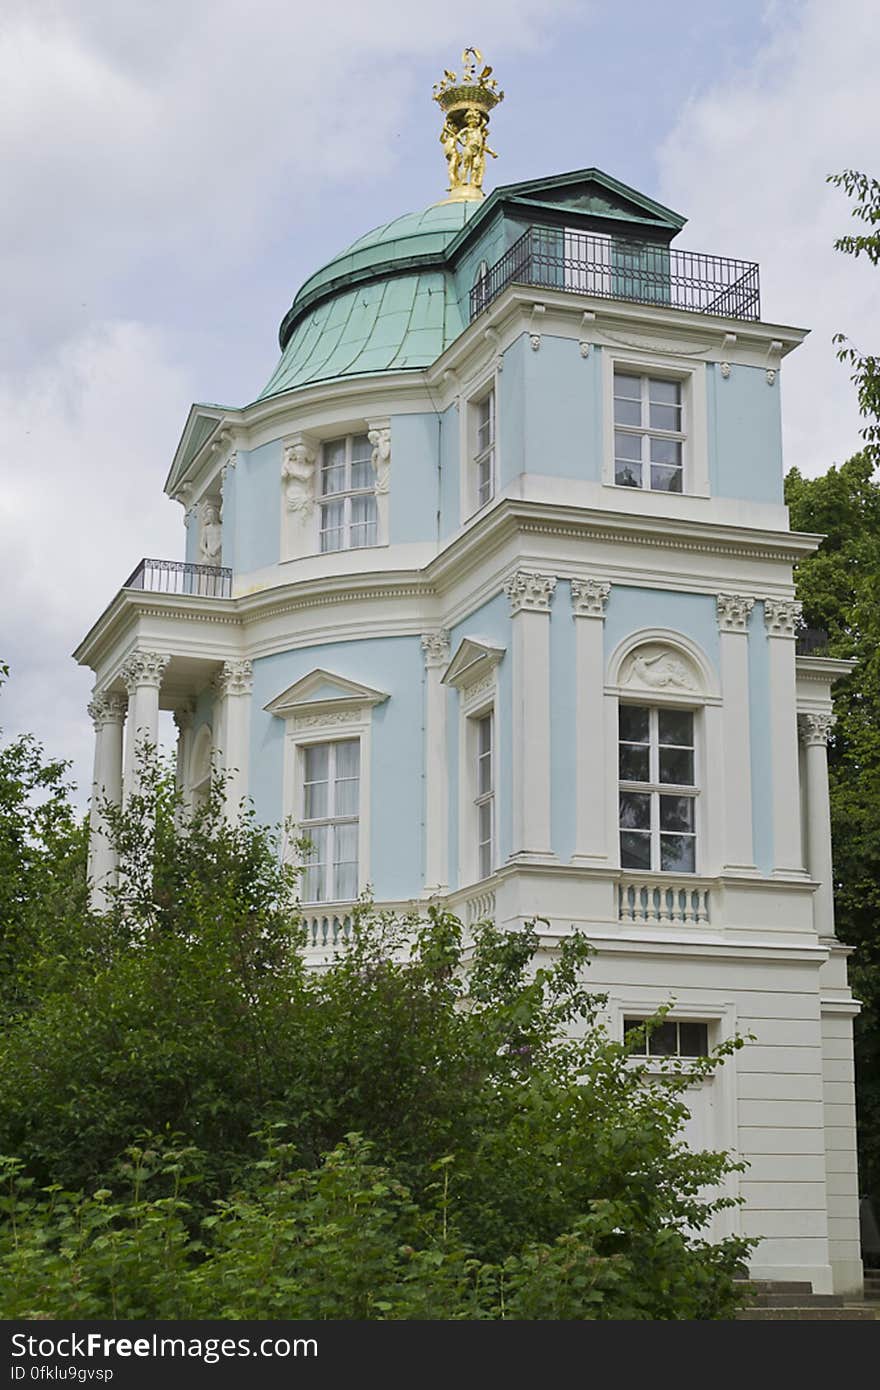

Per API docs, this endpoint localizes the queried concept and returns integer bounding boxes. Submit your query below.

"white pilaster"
[570,578,610,865]
[799,712,836,934]
[504,570,557,862]
[421,631,450,895]
[215,660,253,817]
[717,594,756,872]
[763,599,805,876]
[121,651,169,801]
[86,692,127,908]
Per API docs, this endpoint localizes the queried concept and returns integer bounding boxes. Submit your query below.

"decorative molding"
[504,569,557,615]
[216,659,253,697]
[88,692,127,729]
[172,700,195,735]
[570,576,610,618]
[716,593,755,633]
[602,330,714,358]
[529,302,545,351]
[367,423,392,496]
[442,637,505,691]
[121,651,169,694]
[281,435,317,514]
[579,310,596,358]
[460,670,496,708]
[720,361,731,379]
[265,668,388,721]
[799,712,835,747]
[763,598,802,638]
[421,630,451,669]
[619,644,700,693]
[292,709,364,731]
[766,339,783,386]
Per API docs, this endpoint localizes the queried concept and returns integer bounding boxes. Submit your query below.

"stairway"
[736,1279,878,1320]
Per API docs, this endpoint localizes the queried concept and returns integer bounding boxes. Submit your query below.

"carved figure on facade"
[432,48,503,200]
[571,577,610,618]
[368,426,392,495]
[198,502,223,565]
[620,644,699,692]
[282,440,317,514]
[504,570,557,615]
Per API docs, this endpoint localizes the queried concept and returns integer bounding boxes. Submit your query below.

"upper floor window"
[619,705,696,872]
[473,388,496,510]
[624,1018,709,1057]
[301,739,360,902]
[319,435,377,553]
[475,710,495,879]
[613,371,684,493]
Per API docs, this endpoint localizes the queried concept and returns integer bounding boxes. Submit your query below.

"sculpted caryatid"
[440,119,461,191]
[459,109,496,191]
[368,426,391,495]
[199,503,222,565]
[282,441,316,513]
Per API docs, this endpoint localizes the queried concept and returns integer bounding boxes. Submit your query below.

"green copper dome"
[259,200,480,400]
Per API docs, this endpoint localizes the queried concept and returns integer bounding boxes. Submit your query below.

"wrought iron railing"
[470,226,761,322]
[796,627,830,656]
[123,558,232,599]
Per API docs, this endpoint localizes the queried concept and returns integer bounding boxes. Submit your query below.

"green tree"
[827,171,880,470]
[785,455,880,1204]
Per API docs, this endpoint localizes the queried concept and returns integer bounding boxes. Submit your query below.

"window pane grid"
[301,739,360,903]
[475,711,494,879]
[618,705,697,873]
[473,390,495,509]
[319,435,378,551]
[613,371,685,492]
[623,1018,709,1057]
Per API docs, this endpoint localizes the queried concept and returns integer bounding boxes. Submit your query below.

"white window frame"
[612,371,685,493]
[299,737,361,905]
[284,712,373,904]
[318,433,378,554]
[601,350,709,498]
[460,368,501,520]
[474,709,495,881]
[618,702,700,875]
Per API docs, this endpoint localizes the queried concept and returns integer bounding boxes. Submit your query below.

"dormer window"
[319,434,377,552]
[613,371,684,493]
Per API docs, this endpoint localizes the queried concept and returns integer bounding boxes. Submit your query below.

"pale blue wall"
[447,591,512,887]
[233,441,282,573]
[747,601,774,874]
[438,401,460,540]
[708,362,784,504]
[603,586,721,672]
[389,412,439,544]
[498,335,602,487]
[498,336,525,486]
[550,581,577,862]
[249,635,424,901]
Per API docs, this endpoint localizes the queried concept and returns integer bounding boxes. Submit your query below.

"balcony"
[123,558,232,599]
[470,226,761,323]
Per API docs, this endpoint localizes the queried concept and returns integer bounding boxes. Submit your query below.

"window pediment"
[265,668,389,722]
[442,638,505,691]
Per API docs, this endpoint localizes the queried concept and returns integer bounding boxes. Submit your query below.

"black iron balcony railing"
[796,627,830,656]
[123,558,232,599]
[470,227,761,323]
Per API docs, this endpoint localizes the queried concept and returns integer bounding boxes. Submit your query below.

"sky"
[1,0,879,804]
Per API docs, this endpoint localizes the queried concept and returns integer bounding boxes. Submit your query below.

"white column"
[121,652,169,801]
[215,659,253,817]
[421,631,450,895]
[571,578,610,865]
[799,712,836,934]
[763,599,805,876]
[504,570,557,862]
[716,594,756,872]
[86,692,127,908]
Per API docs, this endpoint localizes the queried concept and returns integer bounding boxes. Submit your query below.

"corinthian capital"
[121,652,169,694]
[571,577,610,618]
[716,593,755,633]
[88,692,127,729]
[421,631,450,669]
[504,570,557,616]
[763,598,802,638]
[799,712,835,746]
[215,659,254,697]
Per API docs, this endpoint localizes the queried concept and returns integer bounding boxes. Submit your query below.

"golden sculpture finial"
[433,47,503,201]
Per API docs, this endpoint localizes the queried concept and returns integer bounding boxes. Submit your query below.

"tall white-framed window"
[613,370,684,492]
[474,710,494,879]
[473,388,496,509]
[319,434,377,552]
[618,704,697,872]
[300,738,360,903]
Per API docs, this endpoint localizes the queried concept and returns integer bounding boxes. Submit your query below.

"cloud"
[657,0,880,478]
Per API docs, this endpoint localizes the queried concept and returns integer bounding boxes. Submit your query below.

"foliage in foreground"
[0,679,754,1318]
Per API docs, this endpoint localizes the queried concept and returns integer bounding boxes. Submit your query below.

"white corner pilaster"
[86,692,127,908]
[421,631,450,895]
[799,712,836,933]
[763,599,805,876]
[570,578,610,865]
[504,570,557,862]
[121,652,169,801]
[214,660,253,817]
[717,594,757,872]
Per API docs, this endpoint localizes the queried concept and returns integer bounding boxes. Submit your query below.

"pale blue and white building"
[77,110,862,1295]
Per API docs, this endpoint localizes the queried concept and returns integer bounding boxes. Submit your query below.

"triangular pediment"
[264,668,389,719]
[442,638,505,690]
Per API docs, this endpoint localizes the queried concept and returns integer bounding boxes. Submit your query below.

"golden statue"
[433,47,503,201]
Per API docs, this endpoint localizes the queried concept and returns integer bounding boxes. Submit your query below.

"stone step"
[750,1293,845,1308]
[735,1280,814,1295]
[738,1307,877,1321]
